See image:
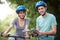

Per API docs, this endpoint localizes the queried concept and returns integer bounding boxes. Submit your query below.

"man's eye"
[38,9,40,10]
[41,8,43,9]
[23,12,25,13]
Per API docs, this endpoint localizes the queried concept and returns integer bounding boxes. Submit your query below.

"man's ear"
[45,7,47,11]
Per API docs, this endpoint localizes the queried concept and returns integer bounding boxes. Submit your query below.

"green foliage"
[9,0,60,40]
[9,0,40,29]
[0,13,17,40]
[0,0,60,40]
[8,0,60,28]
[0,20,8,40]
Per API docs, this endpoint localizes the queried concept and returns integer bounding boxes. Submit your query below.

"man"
[2,5,30,40]
[35,1,57,40]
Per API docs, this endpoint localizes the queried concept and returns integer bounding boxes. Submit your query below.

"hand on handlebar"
[25,35,30,39]
[2,33,8,37]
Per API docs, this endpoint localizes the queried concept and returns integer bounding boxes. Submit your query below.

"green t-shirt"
[36,13,57,40]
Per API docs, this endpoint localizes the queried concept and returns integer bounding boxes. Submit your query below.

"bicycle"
[1,31,30,40]
[1,28,55,40]
[1,28,38,40]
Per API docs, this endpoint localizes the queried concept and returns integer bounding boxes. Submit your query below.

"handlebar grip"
[1,31,5,37]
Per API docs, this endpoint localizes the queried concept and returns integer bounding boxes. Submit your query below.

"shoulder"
[48,13,56,18]
[13,17,18,22]
[36,16,42,20]
[25,18,30,21]
[11,17,18,25]
[25,18,30,25]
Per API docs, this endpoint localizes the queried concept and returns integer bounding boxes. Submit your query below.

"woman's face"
[18,11,26,19]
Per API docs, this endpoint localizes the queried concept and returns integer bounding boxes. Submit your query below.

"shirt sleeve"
[51,15,57,26]
[36,18,39,28]
[25,18,30,25]
[11,18,17,25]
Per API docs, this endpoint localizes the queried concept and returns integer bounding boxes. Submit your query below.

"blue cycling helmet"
[35,1,47,9]
[16,5,26,13]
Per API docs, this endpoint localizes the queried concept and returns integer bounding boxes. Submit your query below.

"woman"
[2,5,30,40]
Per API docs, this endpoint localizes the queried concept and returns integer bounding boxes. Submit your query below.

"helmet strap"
[42,12,46,16]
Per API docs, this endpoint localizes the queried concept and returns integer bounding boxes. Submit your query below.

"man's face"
[37,6,47,15]
[18,11,26,19]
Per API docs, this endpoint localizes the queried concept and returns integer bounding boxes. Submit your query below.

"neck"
[42,12,47,17]
[18,17,25,21]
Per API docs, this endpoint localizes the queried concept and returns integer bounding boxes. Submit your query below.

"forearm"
[4,25,13,34]
[4,27,12,33]
[25,25,29,36]
[39,30,56,35]
[25,32,29,40]
[44,26,56,35]
[26,32,29,36]
[38,25,56,35]
[44,30,56,35]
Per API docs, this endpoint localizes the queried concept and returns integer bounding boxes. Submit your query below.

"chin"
[20,17,25,19]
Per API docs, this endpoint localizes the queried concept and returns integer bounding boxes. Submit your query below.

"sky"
[0,0,15,20]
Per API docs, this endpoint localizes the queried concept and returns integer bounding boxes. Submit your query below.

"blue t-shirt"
[36,13,57,40]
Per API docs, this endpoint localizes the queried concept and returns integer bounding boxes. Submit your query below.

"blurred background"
[0,0,60,40]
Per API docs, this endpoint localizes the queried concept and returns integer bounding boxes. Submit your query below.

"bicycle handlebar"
[1,28,56,39]
[1,34,30,39]
[7,34,30,39]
